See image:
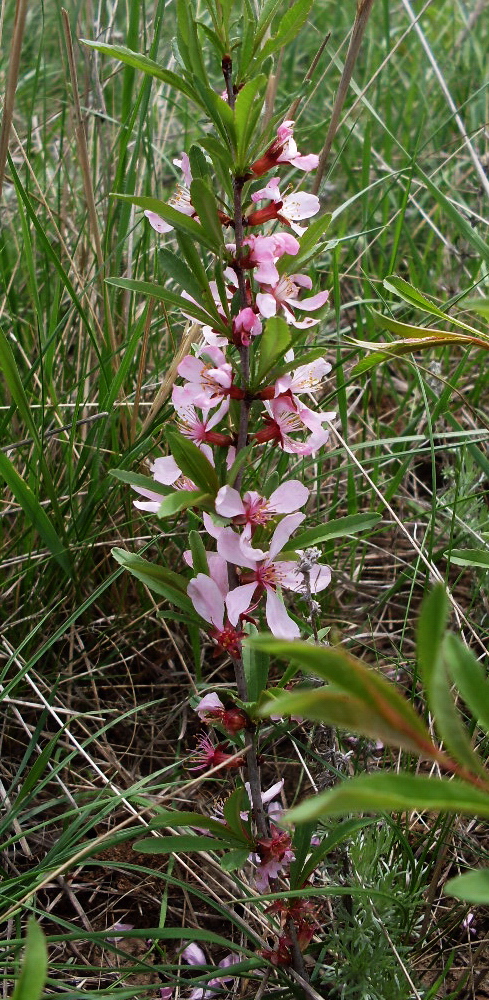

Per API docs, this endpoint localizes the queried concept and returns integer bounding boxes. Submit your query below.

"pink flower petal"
[269,480,309,512]
[196,693,224,718]
[215,486,245,519]
[294,290,330,312]
[144,210,172,234]
[217,528,257,570]
[269,512,305,560]
[187,576,225,628]
[255,292,277,318]
[225,582,257,626]
[265,587,300,639]
[183,943,207,966]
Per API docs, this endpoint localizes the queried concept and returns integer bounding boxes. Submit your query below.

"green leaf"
[11,919,48,1000]
[157,491,211,518]
[188,144,211,181]
[223,787,248,840]
[418,587,486,776]
[295,819,376,887]
[189,529,210,575]
[226,444,255,486]
[444,869,489,903]
[176,232,220,317]
[291,212,332,269]
[242,623,270,702]
[371,310,487,344]
[191,78,237,151]
[257,0,315,62]
[189,178,225,250]
[0,452,72,578]
[383,276,461,324]
[442,633,489,736]
[254,0,284,49]
[258,686,434,755]
[112,548,194,614]
[106,276,226,330]
[417,584,449,681]
[147,809,244,843]
[166,431,219,496]
[255,315,291,385]
[134,834,226,854]
[176,0,209,82]
[252,639,437,756]
[463,298,489,320]
[158,246,214,311]
[281,513,382,551]
[110,468,170,496]
[448,548,489,568]
[285,773,489,826]
[82,41,200,103]
[112,193,219,252]
[220,848,250,872]
[234,74,267,166]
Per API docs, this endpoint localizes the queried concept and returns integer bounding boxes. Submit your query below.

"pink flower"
[249,177,321,235]
[256,274,329,328]
[252,825,295,891]
[215,480,309,539]
[233,233,299,285]
[194,693,248,734]
[189,732,245,772]
[232,307,262,346]
[144,153,194,233]
[172,389,231,459]
[254,397,332,456]
[177,347,233,409]
[273,356,332,398]
[179,944,241,999]
[187,571,251,657]
[132,455,197,512]
[250,120,319,177]
[217,513,323,640]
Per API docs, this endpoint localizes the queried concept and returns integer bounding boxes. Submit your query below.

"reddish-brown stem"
[221,55,268,842]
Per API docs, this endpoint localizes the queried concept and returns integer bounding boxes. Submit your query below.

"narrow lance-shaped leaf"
[281,512,382,551]
[448,548,489,569]
[112,193,220,252]
[135,834,231,855]
[157,491,212,518]
[285,773,489,826]
[444,869,489,904]
[166,430,219,496]
[383,275,482,334]
[255,315,291,385]
[417,586,486,776]
[0,453,72,578]
[234,74,267,167]
[106,276,227,331]
[11,919,48,1000]
[82,41,200,101]
[371,309,489,345]
[189,178,226,250]
[112,548,195,615]
[255,0,315,64]
[252,638,438,756]
[443,632,489,737]
[258,686,435,755]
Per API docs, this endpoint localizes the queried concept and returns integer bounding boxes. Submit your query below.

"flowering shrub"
[91,1,382,993]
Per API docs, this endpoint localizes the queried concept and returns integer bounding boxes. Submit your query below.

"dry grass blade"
[141,321,201,434]
[0,0,28,196]
[312,0,376,194]
[61,8,119,369]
